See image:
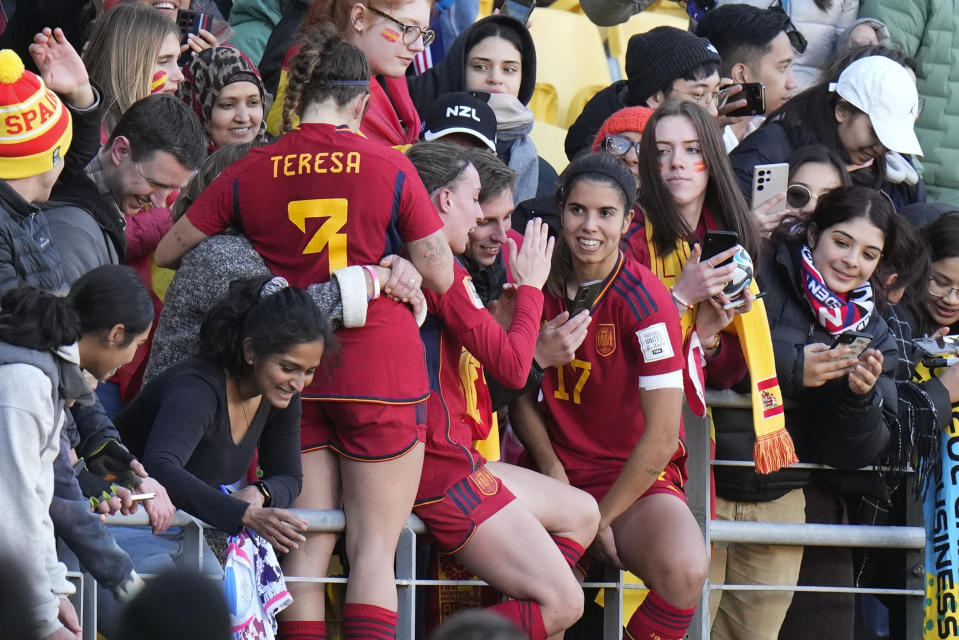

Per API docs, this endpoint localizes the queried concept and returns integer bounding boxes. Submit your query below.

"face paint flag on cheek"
[150,70,168,95]
[693,161,707,172]
[381,28,400,43]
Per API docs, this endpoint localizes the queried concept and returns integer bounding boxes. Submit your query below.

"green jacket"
[859,0,959,205]
[228,0,282,66]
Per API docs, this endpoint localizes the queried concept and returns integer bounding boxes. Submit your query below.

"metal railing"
[81,391,925,639]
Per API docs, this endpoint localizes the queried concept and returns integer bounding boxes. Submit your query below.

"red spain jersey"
[185,123,443,403]
[416,262,542,503]
[540,253,686,491]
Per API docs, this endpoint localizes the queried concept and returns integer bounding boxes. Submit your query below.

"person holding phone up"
[754,185,899,639]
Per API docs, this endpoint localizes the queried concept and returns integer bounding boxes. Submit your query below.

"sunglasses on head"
[604,134,641,156]
[769,2,808,54]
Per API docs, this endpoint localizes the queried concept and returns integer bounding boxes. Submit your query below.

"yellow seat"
[566,83,606,128]
[604,0,689,77]
[530,120,570,174]
[528,8,611,130]
[529,82,559,125]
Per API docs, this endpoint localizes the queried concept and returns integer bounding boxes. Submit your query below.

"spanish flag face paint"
[380,28,400,43]
[150,70,168,95]
[693,161,707,173]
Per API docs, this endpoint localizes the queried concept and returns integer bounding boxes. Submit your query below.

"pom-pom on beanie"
[0,49,72,180]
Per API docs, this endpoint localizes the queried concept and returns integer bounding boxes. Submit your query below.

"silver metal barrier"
[88,391,924,640]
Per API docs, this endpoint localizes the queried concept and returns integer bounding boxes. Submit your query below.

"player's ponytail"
[282,23,371,133]
[406,142,474,195]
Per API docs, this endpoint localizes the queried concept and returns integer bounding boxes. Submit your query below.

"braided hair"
[281,23,371,133]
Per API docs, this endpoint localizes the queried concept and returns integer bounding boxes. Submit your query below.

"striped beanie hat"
[0,49,72,180]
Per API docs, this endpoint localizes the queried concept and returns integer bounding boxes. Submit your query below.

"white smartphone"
[751,162,789,211]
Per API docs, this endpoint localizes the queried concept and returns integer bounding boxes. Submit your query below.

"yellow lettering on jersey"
[270,152,362,178]
[288,198,349,272]
[458,349,484,425]
[553,359,592,405]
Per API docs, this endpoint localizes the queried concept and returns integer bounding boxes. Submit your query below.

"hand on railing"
[241,506,308,554]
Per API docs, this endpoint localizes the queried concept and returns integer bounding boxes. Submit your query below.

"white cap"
[830,56,923,157]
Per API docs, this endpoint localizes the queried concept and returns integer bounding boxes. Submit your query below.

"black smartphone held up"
[568,279,604,317]
[177,9,213,45]
[700,230,739,267]
[723,82,765,118]
[831,330,873,360]
[499,0,535,24]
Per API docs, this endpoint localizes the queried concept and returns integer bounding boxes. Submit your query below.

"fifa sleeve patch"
[636,322,674,363]
[463,276,484,309]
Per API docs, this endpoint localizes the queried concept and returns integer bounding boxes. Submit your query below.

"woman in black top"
[115,274,331,570]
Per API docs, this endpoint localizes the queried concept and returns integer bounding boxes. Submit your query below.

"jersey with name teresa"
[270,151,362,178]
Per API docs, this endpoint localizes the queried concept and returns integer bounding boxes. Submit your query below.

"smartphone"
[568,279,604,317]
[499,0,534,23]
[831,330,872,360]
[722,82,765,118]
[700,230,739,267]
[176,9,213,45]
[130,492,156,502]
[751,162,789,211]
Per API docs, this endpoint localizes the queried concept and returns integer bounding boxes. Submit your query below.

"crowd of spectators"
[0,0,955,639]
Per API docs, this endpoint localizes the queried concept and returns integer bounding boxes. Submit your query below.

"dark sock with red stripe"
[551,535,586,570]
[625,590,695,640]
[277,620,327,640]
[487,600,547,640]
[343,603,397,640]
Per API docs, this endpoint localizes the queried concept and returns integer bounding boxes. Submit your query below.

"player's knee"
[657,556,708,607]
[543,577,585,630]
[575,494,601,541]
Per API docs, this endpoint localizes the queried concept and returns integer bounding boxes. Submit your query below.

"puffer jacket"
[715,0,859,90]
[713,238,897,502]
[859,0,959,205]
[0,180,66,295]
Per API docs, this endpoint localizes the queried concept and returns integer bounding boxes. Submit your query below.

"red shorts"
[414,465,515,553]
[567,457,687,505]
[300,398,427,461]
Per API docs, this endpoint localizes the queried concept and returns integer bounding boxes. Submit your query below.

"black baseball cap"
[421,91,497,152]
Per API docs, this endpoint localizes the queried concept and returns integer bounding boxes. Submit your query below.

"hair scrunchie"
[259,276,289,298]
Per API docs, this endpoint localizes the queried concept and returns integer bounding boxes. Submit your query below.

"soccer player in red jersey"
[155,26,455,640]
[407,143,600,640]
[511,153,708,640]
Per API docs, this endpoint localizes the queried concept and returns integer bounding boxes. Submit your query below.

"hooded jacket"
[714,238,898,502]
[0,341,93,638]
[407,16,558,200]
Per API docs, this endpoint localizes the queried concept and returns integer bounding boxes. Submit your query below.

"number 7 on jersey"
[288,198,349,274]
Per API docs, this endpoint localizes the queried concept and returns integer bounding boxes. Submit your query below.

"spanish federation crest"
[596,323,616,357]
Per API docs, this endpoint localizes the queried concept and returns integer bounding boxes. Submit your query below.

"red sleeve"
[705,330,748,388]
[397,158,444,242]
[125,207,172,262]
[184,165,239,236]
[429,267,543,388]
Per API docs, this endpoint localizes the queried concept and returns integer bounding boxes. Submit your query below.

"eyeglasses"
[686,90,721,107]
[928,276,959,300]
[366,6,436,47]
[604,134,641,157]
[769,2,808,54]
[132,161,180,192]
[785,184,832,209]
